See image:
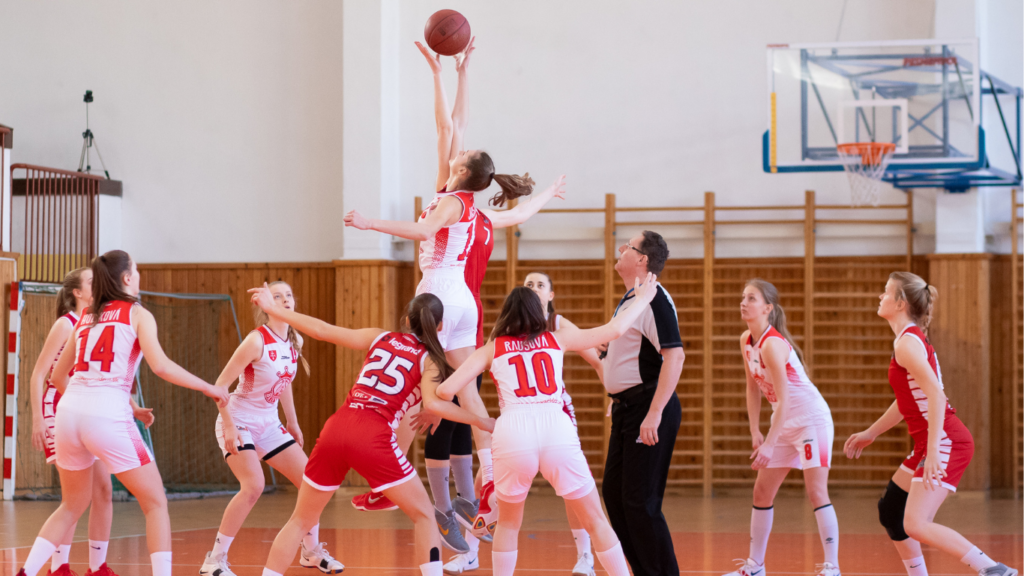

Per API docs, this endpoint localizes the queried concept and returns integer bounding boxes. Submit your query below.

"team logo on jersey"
[264,367,294,403]
[269,350,277,361]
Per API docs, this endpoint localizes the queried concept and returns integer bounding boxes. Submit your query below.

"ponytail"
[745,278,804,362]
[56,267,88,318]
[459,151,536,207]
[405,293,453,382]
[889,271,937,335]
[88,250,138,325]
[253,281,310,376]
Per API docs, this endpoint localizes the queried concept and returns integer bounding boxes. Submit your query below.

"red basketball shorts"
[901,415,974,492]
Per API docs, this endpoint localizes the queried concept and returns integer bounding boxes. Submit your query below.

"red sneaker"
[48,565,79,576]
[471,481,498,538]
[351,491,398,511]
[84,563,119,576]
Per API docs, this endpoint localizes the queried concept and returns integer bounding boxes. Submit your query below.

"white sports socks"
[88,540,109,571]
[51,544,71,571]
[303,524,320,552]
[961,547,997,572]
[492,550,518,576]
[904,555,929,576]
[595,542,631,576]
[813,504,840,566]
[477,449,493,484]
[211,532,234,557]
[465,531,480,554]
[23,537,58,576]
[750,506,774,565]
[262,569,284,576]
[419,560,443,576]
[150,551,172,576]
[572,529,591,556]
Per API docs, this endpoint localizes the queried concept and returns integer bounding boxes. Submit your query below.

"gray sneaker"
[453,496,479,530]
[980,564,1018,576]
[435,507,470,553]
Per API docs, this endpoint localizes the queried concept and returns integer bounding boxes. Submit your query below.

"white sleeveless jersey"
[418,188,477,272]
[46,312,79,388]
[490,332,565,410]
[68,301,143,395]
[231,325,298,415]
[743,326,829,421]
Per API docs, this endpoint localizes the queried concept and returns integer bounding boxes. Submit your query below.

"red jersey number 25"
[74,325,117,373]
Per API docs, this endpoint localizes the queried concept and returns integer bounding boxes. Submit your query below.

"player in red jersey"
[249,286,494,576]
[726,279,839,576]
[200,281,342,576]
[17,250,228,576]
[28,268,152,576]
[846,272,1016,576]
[425,274,659,576]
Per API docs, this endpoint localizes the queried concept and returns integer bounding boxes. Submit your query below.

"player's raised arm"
[249,283,384,350]
[554,273,658,351]
[481,174,566,230]
[414,40,454,191]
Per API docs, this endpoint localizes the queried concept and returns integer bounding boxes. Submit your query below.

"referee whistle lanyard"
[612,285,644,318]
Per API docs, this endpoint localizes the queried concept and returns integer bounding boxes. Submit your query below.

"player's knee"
[752,483,777,508]
[877,480,910,541]
[137,487,168,514]
[805,483,830,508]
[92,474,113,503]
[239,476,266,506]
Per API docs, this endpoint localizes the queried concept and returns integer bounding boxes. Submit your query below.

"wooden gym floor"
[2,487,1021,575]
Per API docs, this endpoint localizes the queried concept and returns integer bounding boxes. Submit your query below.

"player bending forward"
[425,275,659,576]
[200,281,342,576]
[846,273,1017,576]
[250,285,493,576]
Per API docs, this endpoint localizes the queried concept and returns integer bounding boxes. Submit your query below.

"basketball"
[424,9,471,56]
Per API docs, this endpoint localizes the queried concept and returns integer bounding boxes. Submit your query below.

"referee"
[600,230,684,576]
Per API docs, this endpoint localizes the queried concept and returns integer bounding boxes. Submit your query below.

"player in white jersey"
[201,281,343,576]
[27,268,153,576]
[16,250,229,576]
[424,274,659,576]
[723,279,840,576]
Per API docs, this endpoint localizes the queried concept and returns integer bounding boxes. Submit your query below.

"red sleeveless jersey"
[463,211,494,296]
[888,324,956,437]
[344,332,429,429]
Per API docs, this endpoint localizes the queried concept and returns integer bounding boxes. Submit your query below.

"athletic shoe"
[435,508,471,553]
[84,564,119,576]
[351,491,398,512]
[198,552,236,576]
[723,558,765,576]
[48,565,79,576]
[980,564,1019,576]
[816,563,840,576]
[443,553,479,575]
[572,552,596,576]
[452,496,479,531]
[300,542,345,574]
[470,481,498,539]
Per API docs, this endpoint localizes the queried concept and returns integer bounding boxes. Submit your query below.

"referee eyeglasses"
[626,244,646,256]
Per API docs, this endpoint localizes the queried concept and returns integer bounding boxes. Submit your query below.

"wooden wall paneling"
[603,193,616,461]
[925,253,992,490]
[805,191,816,379]
[990,256,1016,491]
[15,291,61,492]
[1012,189,1023,495]
[702,192,715,495]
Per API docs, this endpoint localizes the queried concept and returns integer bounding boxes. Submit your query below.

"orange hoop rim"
[836,142,896,166]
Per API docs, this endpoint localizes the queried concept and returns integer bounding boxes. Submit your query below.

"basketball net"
[836,142,895,207]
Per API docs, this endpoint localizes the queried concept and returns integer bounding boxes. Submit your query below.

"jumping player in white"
[724,279,840,576]
[425,274,659,576]
[16,250,229,576]
[29,267,153,576]
[200,281,343,576]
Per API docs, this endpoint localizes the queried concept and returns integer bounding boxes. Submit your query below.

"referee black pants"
[602,385,681,576]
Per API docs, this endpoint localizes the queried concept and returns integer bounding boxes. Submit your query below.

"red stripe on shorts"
[818,429,829,468]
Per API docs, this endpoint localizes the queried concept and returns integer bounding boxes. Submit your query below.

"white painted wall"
[0,1,344,263]
[1,0,1019,262]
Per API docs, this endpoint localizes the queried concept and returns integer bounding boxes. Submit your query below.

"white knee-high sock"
[814,504,839,565]
[150,551,172,576]
[572,528,591,556]
[302,524,320,551]
[24,537,58,576]
[51,544,71,571]
[903,556,929,576]
[750,506,774,565]
[595,542,630,576]
[961,547,997,572]
[492,550,518,576]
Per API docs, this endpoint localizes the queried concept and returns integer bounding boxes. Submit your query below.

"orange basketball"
[424,9,471,56]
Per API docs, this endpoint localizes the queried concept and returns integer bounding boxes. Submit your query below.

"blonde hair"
[888,271,937,335]
[745,278,804,362]
[254,281,310,376]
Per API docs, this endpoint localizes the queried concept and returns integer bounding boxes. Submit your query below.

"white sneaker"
[443,553,479,575]
[300,542,345,574]
[199,551,236,576]
[817,563,841,576]
[572,551,596,576]
[724,558,765,576]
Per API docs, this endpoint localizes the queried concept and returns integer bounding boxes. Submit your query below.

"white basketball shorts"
[54,386,150,474]
[416,269,478,351]
[216,409,296,460]
[768,414,834,470]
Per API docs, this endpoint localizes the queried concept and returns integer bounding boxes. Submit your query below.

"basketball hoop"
[836,142,895,206]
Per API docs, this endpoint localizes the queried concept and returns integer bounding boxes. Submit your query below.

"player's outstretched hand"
[410,410,441,435]
[454,36,475,72]
[206,384,230,407]
[343,210,372,230]
[133,406,155,429]
[414,41,442,74]
[545,174,567,201]
[843,430,875,459]
[632,273,658,304]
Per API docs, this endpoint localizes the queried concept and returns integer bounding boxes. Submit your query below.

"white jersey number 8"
[356,349,414,396]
